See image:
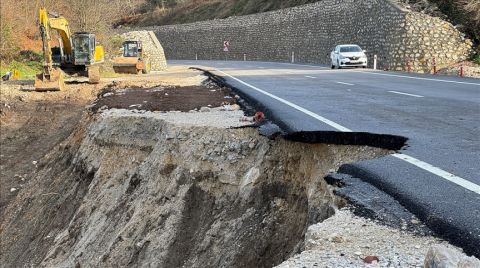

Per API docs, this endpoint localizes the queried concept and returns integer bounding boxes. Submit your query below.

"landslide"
[0,107,389,267]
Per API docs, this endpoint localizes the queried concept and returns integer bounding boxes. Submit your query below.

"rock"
[424,244,480,268]
[10,188,17,192]
[102,92,114,97]
[363,256,379,264]
[32,161,38,165]
[331,235,346,243]
[222,104,241,111]
[200,107,211,112]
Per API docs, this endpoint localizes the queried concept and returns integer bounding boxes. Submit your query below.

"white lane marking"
[216,69,352,132]
[214,68,480,195]
[356,70,480,86]
[393,154,480,194]
[305,76,317,79]
[388,91,424,98]
[336,81,355,86]
[282,62,329,69]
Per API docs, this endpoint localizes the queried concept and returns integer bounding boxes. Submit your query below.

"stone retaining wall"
[121,31,167,71]
[146,0,472,72]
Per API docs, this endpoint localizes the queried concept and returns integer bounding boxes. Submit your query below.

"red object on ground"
[254,112,265,122]
[363,256,380,264]
[406,58,412,73]
[432,57,437,75]
[459,64,464,77]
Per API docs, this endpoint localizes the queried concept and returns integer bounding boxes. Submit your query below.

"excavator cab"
[72,33,96,65]
[71,33,104,65]
[123,41,143,58]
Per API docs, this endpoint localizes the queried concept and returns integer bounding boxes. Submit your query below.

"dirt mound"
[0,108,387,267]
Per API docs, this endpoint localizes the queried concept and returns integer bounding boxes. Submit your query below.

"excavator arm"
[38,8,73,65]
[35,8,71,91]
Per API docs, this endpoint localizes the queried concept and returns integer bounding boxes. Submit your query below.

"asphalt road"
[170,60,480,256]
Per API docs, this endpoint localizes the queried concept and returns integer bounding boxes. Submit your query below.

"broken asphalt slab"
[196,66,480,258]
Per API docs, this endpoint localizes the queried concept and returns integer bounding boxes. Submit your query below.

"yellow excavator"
[35,8,104,91]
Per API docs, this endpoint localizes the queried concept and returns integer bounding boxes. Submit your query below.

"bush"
[473,54,480,65]
[104,35,125,59]
[16,50,43,62]
[0,20,19,62]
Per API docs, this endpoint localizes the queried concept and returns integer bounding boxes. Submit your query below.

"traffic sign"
[223,40,230,52]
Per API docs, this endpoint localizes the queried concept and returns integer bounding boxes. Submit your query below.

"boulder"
[424,245,480,268]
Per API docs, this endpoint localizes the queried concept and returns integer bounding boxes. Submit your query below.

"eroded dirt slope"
[0,105,388,267]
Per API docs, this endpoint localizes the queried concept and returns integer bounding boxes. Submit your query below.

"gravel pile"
[276,209,467,268]
[100,107,248,129]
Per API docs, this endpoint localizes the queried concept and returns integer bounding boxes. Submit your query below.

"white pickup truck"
[330,44,368,69]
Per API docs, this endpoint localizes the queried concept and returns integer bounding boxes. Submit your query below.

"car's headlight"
[339,54,346,59]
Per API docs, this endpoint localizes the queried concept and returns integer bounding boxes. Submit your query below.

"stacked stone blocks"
[139,0,472,73]
[121,31,168,71]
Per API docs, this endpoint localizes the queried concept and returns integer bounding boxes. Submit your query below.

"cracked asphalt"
[170,60,480,257]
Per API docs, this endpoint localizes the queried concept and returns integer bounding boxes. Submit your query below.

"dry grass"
[118,0,321,27]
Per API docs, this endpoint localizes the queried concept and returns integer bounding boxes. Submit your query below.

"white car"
[330,45,368,69]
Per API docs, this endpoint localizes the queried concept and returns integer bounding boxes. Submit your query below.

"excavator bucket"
[34,68,65,91]
[112,57,142,74]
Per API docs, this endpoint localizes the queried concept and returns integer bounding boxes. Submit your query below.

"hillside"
[118,0,479,45]
[117,0,321,27]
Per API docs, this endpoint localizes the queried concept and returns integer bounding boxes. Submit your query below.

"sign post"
[223,40,230,61]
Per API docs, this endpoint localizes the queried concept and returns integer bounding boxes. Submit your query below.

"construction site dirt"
[92,85,236,113]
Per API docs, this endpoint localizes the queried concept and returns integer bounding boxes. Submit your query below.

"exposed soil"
[0,84,99,218]
[0,66,209,216]
[0,108,388,267]
[92,84,236,112]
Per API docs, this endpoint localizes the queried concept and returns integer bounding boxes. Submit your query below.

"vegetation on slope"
[0,0,141,78]
[116,0,322,27]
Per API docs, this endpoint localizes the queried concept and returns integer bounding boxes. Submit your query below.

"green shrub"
[104,35,125,59]
[0,60,42,79]
[0,20,19,62]
[473,54,480,65]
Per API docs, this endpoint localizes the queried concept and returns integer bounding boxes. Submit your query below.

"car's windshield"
[339,46,362,53]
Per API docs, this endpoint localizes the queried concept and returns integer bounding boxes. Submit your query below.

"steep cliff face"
[0,109,388,267]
